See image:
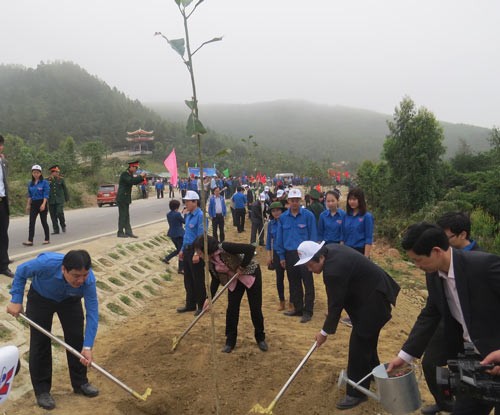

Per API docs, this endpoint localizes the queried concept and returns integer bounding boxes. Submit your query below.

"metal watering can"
[338,363,421,415]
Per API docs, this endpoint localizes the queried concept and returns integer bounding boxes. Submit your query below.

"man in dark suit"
[296,241,400,410]
[388,222,500,415]
[0,134,13,278]
[116,160,146,238]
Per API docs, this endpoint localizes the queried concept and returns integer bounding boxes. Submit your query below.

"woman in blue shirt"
[342,187,373,258]
[318,189,345,244]
[162,199,185,274]
[23,165,50,246]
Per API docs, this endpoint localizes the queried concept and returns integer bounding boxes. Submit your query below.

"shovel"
[18,313,152,401]
[171,272,239,351]
[249,341,318,414]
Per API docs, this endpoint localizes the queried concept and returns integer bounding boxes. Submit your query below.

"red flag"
[256,172,261,183]
[260,174,267,184]
[163,149,178,186]
[315,184,321,192]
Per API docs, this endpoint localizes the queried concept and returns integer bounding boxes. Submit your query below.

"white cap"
[31,164,42,172]
[264,186,270,191]
[276,189,285,198]
[183,190,200,200]
[295,241,325,266]
[259,192,266,201]
[287,188,302,199]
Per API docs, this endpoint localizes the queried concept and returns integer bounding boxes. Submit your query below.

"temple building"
[127,129,155,155]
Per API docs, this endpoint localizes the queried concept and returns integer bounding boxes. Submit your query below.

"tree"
[80,140,106,172]
[383,96,445,213]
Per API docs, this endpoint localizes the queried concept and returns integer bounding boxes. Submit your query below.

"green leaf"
[174,0,181,5]
[195,119,207,135]
[181,0,194,6]
[215,148,232,157]
[184,100,196,110]
[186,114,207,137]
[168,38,185,57]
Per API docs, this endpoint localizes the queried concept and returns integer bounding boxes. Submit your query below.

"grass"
[143,242,153,248]
[91,264,103,272]
[138,261,151,270]
[108,252,120,260]
[152,277,162,285]
[106,303,128,316]
[96,281,112,291]
[161,273,172,282]
[144,285,158,295]
[119,271,135,281]
[149,240,160,246]
[125,245,137,252]
[0,324,13,340]
[98,258,114,267]
[134,243,145,250]
[130,265,143,274]
[132,291,144,299]
[108,277,125,286]
[154,236,163,242]
[120,295,132,306]
[145,256,156,263]
[118,249,127,256]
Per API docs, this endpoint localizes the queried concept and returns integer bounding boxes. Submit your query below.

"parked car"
[97,184,118,207]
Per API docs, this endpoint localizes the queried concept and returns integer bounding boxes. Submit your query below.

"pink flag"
[164,149,178,186]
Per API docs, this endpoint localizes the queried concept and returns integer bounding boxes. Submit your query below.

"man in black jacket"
[296,241,400,410]
[0,134,13,278]
[388,222,500,415]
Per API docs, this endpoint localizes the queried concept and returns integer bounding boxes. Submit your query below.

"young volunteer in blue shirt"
[7,250,99,410]
[275,188,318,323]
[342,187,373,258]
[178,190,206,315]
[23,165,50,246]
[318,189,345,244]
[162,199,185,274]
[231,186,247,233]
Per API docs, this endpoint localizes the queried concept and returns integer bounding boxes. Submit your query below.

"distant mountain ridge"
[148,100,491,162]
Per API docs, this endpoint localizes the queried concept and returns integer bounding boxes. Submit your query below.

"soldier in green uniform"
[307,188,325,225]
[116,160,146,238]
[48,165,69,234]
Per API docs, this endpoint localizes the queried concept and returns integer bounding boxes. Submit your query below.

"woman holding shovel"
[193,235,267,353]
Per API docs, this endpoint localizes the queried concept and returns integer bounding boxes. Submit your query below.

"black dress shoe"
[62,226,66,233]
[336,395,367,410]
[421,403,454,414]
[257,340,268,352]
[176,306,196,313]
[300,314,312,323]
[73,382,99,397]
[117,233,128,238]
[0,268,14,278]
[126,233,139,238]
[36,392,56,410]
[221,345,233,353]
[283,310,303,317]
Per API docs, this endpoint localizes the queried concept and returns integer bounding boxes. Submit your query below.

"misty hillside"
[148,101,492,162]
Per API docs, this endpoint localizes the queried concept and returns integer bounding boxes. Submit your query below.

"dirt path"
[3,221,432,415]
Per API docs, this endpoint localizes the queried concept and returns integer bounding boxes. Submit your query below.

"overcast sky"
[1,0,498,128]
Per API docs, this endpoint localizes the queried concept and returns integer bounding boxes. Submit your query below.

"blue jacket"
[166,210,185,238]
[342,212,374,249]
[182,208,205,250]
[208,195,227,218]
[27,179,50,201]
[232,192,247,209]
[318,208,345,244]
[276,207,318,260]
[266,218,280,251]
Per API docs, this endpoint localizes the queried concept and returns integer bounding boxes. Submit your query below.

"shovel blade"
[249,403,274,414]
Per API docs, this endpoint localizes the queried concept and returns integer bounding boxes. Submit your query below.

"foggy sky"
[1,0,499,128]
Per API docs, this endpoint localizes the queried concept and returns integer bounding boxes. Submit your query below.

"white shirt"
[0,158,5,197]
[214,197,223,214]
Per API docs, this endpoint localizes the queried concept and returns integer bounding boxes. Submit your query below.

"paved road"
[9,196,174,262]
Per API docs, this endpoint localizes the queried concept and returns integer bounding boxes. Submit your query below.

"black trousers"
[234,208,246,232]
[26,287,88,395]
[156,189,164,198]
[250,220,264,245]
[48,202,66,232]
[285,250,315,316]
[225,267,265,347]
[212,214,225,242]
[28,199,50,242]
[182,246,206,310]
[169,188,174,198]
[422,321,454,409]
[117,202,132,235]
[273,251,286,301]
[165,236,184,272]
[0,198,9,270]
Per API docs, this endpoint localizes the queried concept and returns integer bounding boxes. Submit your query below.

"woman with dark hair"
[342,187,373,258]
[23,165,50,246]
[162,199,184,274]
[318,189,345,245]
[193,235,267,353]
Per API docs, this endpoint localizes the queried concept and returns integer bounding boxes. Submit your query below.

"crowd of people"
[0,143,499,414]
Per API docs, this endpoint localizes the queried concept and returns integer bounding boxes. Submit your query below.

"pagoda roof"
[127,129,154,136]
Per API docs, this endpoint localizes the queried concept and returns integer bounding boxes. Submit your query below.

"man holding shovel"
[6,250,99,410]
[295,241,400,410]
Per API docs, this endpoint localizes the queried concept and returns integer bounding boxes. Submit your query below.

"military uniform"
[48,165,69,234]
[116,161,144,237]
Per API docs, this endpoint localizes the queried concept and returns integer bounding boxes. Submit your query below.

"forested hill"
[0,62,184,151]
[148,101,492,162]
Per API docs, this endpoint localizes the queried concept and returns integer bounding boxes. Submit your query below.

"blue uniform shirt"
[208,195,227,217]
[10,252,98,347]
[182,207,205,250]
[318,208,345,244]
[166,210,185,238]
[342,212,374,249]
[232,192,247,209]
[266,217,280,251]
[275,207,318,260]
[27,179,50,201]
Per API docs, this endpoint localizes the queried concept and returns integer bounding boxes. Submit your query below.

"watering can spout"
[337,369,380,401]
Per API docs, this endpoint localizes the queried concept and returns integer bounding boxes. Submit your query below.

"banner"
[164,149,178,186]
